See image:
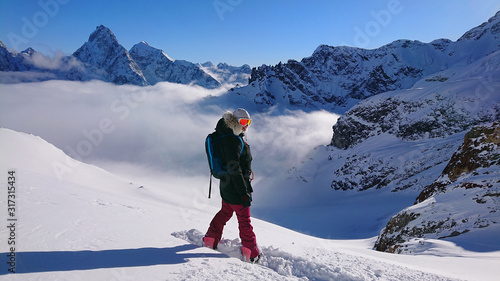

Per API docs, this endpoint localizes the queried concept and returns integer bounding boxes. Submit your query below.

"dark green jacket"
[216,117,253,205]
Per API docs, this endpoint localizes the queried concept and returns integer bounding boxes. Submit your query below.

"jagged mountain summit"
[231,11,500,113]
[2,11,499,94]
[0,25,246,88]
[0,40,88,83]
[129,41,220,88]
[198,61,251,88]
[73,25,148,85]
[0,41,37,73]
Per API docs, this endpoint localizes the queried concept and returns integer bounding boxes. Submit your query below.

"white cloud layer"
[0,80,339,180]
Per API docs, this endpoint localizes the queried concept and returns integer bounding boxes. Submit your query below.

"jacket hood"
[223,111,244,136]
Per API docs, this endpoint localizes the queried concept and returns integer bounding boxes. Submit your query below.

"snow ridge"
[0,26,247,88]
[231,11,500,112]
[129,42,221,88]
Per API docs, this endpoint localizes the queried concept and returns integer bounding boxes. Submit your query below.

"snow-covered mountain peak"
[129,41,174,62]
[1,25,246,87]
[459,10,500,41]
[74,25,124,67]
[132,41,151,50]
[198,61,251,87]
[311,44,330,55]
[310,44,356,57]
[79,25,125,63]
[217,61,251,70]
[72,25,148,85]
[201,61,214,67]
[231,11,500,112]
[21,47,36,56]
[128,41,220,88]
[87,25,119,46]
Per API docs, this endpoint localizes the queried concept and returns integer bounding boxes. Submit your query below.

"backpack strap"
[236,135,244,155]
[209,173,213,199]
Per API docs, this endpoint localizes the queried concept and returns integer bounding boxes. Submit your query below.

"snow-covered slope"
[129,42,220,89]
[1,128,499,280]
[230,11,500,113]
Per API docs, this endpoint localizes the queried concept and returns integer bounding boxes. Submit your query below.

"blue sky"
[1,0,499,67]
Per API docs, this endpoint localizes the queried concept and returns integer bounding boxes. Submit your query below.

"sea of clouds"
[0,80,339,183]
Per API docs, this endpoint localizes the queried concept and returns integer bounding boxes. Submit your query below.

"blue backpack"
[205,131,243,198]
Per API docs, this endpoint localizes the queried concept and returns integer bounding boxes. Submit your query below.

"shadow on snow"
[1,244,226,275]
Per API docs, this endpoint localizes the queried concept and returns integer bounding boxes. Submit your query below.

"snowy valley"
[0,9,499,281]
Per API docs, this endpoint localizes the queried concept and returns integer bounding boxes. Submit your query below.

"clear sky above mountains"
[1,0,499,67]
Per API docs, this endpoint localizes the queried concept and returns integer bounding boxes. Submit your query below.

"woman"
[203,108,260,263]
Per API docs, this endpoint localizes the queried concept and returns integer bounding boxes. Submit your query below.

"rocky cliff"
[374,122,500,253]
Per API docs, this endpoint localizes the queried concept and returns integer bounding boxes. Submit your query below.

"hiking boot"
[241,246,261,263]
[250,253,262,264]
[203,236,216,249]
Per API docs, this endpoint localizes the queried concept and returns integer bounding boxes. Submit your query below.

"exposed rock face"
[442,124,500,180]
[330,95,477,150]
[320,43,500,192]
[374,122,500,253]
[416,122,500,203]
[238,43,446,111]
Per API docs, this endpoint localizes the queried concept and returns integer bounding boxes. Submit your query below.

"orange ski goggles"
[239,118,252,126]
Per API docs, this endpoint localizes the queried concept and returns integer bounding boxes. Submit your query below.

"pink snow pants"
[206,200,259,258]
